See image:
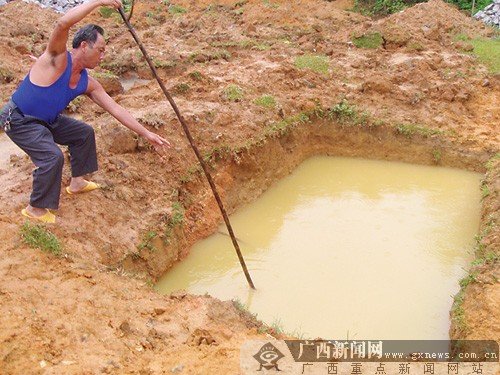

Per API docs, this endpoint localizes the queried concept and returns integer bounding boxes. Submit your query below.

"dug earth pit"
[0,0,498,372]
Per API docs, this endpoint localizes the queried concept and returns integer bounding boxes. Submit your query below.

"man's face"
[83,34,106,69]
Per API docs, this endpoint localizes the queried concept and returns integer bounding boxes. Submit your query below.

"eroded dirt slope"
[0,0,498,372]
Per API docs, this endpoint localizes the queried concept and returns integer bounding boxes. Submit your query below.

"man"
[0,0,170,223]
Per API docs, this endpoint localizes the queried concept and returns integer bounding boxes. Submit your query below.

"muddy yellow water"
[156,156,482,340]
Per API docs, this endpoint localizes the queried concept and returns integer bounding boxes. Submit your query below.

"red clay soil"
[0,0,498,373]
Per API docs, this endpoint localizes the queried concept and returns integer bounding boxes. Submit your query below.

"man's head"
[72,24,106,69]
[72,24,104,49]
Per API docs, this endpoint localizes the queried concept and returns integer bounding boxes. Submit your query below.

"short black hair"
[72,24,104,49]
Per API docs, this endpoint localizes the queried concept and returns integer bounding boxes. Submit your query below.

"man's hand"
[145,131,171,158]
[100,0,123,10]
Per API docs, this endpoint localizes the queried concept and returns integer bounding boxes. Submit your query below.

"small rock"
[170,290,187,300]
[171,364,184,373]
[154,307,166,316]
[188,328,216,346]
[119,321,133,335]
[220,328,233,339]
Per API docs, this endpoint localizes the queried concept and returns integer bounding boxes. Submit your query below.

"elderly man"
[0,0,170,223]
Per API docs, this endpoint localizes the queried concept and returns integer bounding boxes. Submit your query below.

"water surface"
[156,156,482,340]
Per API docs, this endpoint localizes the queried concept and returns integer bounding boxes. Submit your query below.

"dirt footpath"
[0,0,498,373]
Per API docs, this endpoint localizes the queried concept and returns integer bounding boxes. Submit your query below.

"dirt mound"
[379,0,493,42]
[0,0,498,372]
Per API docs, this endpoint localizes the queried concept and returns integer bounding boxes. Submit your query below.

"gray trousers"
[0,100,98,209]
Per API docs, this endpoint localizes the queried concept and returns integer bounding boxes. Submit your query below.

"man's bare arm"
[87,77,171,153]
[47,0,122,57]
[30,0,122,85]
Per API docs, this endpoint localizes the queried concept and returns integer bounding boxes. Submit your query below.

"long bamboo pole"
[117,7,256,289]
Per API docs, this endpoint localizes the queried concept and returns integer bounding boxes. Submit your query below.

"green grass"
[451,270,478,333]
[171,202,185,226]
[173,83,191,95]
[451,217,498,333]
[432,148,442,163]
[263,112,311,138]
[252,45,271,51]
[91,71,118,80]
[473,219,498,261]
[351,0,406,17]
[224,84,244,102]
[327,99,370,125]
[454,33,469,42]
[232,298,264,328]
[469,37,500,74]
[395,123,442,138]
[262,1,279,8]
[20,223,63,256]
[407,41,424,52]
[165,201,185,240]
[451,290,467,331]
[211,40,256,49]
[451,270,478,331]
[212,49,232,61]
[484,153,500,171]
[168,5,189,15]
[188,71,204,81]
[480,180,490,199]
[459,271,478,289]
[255,95,277,109]
[232,299,307,338]
[137,231,158,252]
[352,32,384,49]
[294,54,330,76]
[153,59,177,69]
[470,251,499,267]
[448,0,491,13]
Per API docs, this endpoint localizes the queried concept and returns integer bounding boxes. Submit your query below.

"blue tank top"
[12,51,88,124]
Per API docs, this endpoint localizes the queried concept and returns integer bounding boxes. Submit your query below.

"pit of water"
[118,73,150,92]
[155,156,482,340]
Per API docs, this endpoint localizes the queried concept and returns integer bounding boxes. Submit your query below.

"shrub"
[328,99,369,125]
